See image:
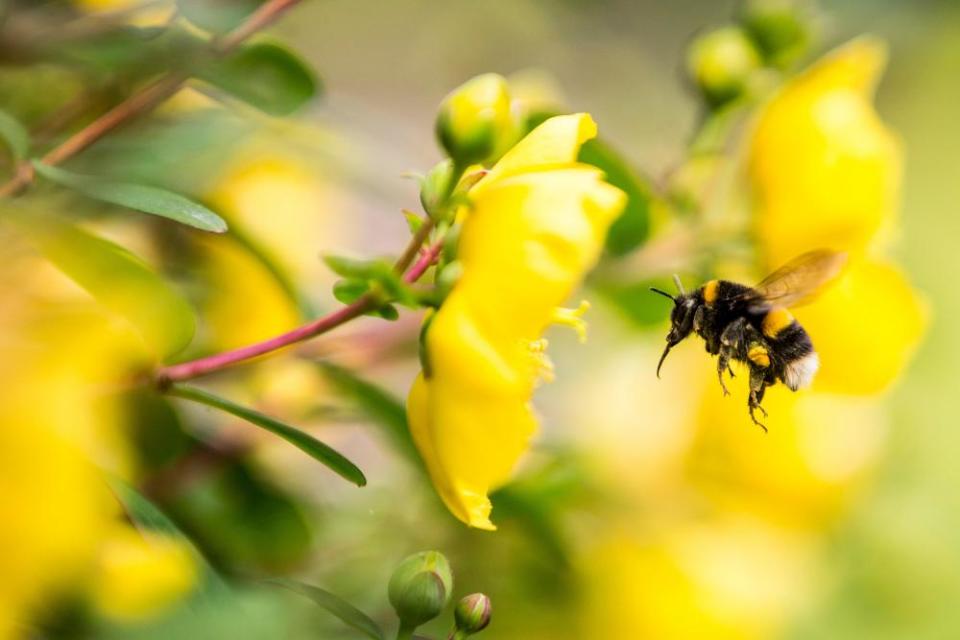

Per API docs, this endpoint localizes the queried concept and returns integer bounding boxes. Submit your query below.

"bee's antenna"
[672,274,685,295]
[649,287,675,301]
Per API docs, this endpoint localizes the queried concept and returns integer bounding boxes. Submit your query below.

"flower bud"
[420,159,455,220]
[454,593,492,635]
[740,0,812,68]
[388,551,453,628]
[436,74,512,165]
[686,26,761,106]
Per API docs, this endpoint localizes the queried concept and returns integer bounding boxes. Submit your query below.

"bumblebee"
[651,250,847,430]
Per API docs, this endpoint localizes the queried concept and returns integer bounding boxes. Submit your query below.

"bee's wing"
[750,250,848,309]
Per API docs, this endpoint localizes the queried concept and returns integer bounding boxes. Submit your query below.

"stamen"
[550,300,591,343]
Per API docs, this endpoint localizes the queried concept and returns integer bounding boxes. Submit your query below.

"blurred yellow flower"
[0,268,132,638]
[750,37,902,265]
[408,114,626,530]
[90,524,197,623]
[690,382,888,524]
[579,517,816,640]
[796,259,927,395]
[73,0,176,27]
[197,235,301,352]
[209,153,352,295]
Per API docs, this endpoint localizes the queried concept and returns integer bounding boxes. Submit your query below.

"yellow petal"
[477,113,598,187]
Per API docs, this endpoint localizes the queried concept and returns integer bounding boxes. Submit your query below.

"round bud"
[454,593,492,635]
[686,26,762,106]
[388,551,453,628]
[436,73,512,165]
[420,159,455,221]
[740,0,811,68]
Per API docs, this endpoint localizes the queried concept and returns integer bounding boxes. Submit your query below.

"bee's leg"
[717,353,731,395]
[747,366,769,432]
[716,318,749,395]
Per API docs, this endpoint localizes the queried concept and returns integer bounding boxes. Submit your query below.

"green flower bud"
[454,593,491,635]
[435,260,463,301]
[686,26,761,106]
[388,551,453,629]
[420,159,455,221]
[740,0,812,68]
[436,74,512,165]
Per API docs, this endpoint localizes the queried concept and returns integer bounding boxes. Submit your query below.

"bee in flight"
[651,250,847,430]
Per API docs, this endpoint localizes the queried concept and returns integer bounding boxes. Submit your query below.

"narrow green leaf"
[33,162,228,233]
[9,212,196,359]
[317,363,422,469]
[323,254,389,279]
[177,0,264,33]
[269,579,384,640]
[198,42,319,116]
[167,384,367,487]
[0,108,29,161]
[578,138,653,257]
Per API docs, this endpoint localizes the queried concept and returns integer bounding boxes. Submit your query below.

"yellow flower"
[0,274,132,637]
[689,381,889,524]
[578,517,816,640]
[90,524,198,623]
[795,259,927,395]
[408,114,626,530]
[750,37,902,265]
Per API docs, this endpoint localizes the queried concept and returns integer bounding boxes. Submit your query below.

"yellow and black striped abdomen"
[761,307,795,338]
[759,306,818,390]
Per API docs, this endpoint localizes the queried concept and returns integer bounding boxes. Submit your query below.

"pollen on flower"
[550,300,591,343]
[528,338,556,384]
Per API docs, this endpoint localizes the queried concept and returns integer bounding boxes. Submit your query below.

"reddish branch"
[0,0,307,199]
[156,232,445,385]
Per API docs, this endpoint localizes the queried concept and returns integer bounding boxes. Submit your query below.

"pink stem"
[404,240,443,283]
[157,238,444,385]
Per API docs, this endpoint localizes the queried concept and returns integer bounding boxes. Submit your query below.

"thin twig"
[0,0,308,199]
[156,231,446,385]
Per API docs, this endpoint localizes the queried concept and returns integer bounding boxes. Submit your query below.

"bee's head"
[650,275,697,378]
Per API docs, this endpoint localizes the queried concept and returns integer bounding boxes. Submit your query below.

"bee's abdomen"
[761,307,818,390]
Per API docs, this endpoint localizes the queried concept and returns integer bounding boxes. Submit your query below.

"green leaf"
[369,303,399,321]
[332,278,369,305]
[33,162,227,233]
[10,212,196,359]
[198,42,319,116]
[269,579,384,640]
[325,255,417,310]
[403,209,425,235]
[0,108,29,161]
[177,0,264,33]
[577,139,653,257]
[167,384,367,487]
[323,254,389,279]
[317,363,422,469]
